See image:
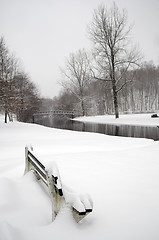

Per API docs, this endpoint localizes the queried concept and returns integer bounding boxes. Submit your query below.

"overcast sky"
[1,0,159,98]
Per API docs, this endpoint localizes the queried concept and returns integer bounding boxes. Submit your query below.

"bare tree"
[14,73,40,122]
[60,49,92,116]
[0,37,40,123]
[88,3,141,118]
[53,91,78,112]
[0,36,19,122]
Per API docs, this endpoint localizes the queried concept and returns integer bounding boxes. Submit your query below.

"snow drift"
[0,119,159,240]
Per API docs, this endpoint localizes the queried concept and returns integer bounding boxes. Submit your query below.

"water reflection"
[33,115,159,141]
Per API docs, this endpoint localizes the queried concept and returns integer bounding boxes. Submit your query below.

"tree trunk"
[81,99,85,116]
[111,53,119,119]
[5,110,8,123]
[112,80,119,119]
[113,90,119,118]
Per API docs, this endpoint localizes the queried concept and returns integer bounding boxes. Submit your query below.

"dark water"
[33,115,159,141]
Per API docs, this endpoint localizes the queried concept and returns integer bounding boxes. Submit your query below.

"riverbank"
[74,113,159,127]
[0,121,159,239]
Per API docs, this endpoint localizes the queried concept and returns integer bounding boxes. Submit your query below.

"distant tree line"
[54,61,159,116]
[54,3,159,118]
[0,36,40,123]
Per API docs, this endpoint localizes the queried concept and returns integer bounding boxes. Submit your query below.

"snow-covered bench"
[24,146,93,223]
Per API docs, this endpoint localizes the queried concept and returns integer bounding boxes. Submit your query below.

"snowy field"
[0,114,159,240]
[75,113,159,127]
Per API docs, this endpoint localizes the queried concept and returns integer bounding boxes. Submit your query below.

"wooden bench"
[24,146,93,223]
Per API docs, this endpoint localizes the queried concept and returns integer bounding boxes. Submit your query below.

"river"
[33,115,159,141]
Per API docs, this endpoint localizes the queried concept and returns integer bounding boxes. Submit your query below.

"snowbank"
[0,121,159,240]
[74,113,159,127]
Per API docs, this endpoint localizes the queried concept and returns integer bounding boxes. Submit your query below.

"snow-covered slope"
[0,120,159,240]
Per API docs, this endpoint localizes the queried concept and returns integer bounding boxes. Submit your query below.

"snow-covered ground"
[0,115,159,240]
[74,113,159,127]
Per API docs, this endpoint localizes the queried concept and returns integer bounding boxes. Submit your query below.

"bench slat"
[28,150,45,171]
[28,157,47,181]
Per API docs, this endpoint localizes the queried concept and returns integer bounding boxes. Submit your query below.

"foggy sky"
[1,0,159,98]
